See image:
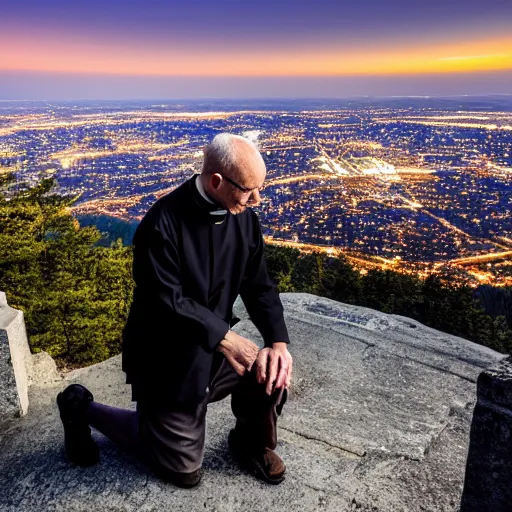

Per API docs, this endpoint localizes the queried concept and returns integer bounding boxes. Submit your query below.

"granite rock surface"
[0,293,506,512]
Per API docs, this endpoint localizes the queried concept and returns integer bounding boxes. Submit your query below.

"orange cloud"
[1,30,511,76]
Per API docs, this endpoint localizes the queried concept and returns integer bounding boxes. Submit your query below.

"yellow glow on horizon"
[439,54,509,61]
[1,32,511,76]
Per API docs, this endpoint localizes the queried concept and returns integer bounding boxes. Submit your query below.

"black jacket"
[122,175,289,405]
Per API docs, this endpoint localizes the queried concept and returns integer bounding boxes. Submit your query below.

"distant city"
[1,97,511,286]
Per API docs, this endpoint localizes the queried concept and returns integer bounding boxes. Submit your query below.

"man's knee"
[231,371,287,416]
[137,401,206,480]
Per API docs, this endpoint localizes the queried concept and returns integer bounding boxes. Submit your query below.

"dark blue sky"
[4,0,510,43]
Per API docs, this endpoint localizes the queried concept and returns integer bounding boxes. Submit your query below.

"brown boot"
[228,428,286,484]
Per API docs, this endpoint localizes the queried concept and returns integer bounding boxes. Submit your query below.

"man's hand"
[218,330,259,377]
[255,342,293,395]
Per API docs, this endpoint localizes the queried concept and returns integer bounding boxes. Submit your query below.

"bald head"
[200,133,267,214]
[202,133,266,186]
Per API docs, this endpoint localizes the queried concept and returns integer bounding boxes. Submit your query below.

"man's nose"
[249,188,262,205]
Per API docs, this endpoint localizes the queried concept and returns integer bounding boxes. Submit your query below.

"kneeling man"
[57,133,292,488]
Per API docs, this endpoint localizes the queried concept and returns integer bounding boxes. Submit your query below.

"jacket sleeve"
[134,217,230,353]
[239,211,290,347]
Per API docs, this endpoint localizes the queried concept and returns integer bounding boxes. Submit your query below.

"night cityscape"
[1,97,511,286]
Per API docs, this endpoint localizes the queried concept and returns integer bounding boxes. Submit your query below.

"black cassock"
[122,175,290,405]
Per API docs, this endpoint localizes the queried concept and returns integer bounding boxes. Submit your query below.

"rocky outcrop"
[0,293,507,511]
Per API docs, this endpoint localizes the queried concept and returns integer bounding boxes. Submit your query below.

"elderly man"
[57,133,293,488]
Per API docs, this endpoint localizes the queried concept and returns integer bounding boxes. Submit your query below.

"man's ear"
[211,173,222,190]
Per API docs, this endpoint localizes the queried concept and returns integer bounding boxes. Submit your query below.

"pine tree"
[319,255,361,304]
[290,252,324,294]
[0,179,134,367]
[360,269,423,317]
[264,245,300,292]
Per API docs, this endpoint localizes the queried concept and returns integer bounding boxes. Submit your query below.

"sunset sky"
[1,0,511,99]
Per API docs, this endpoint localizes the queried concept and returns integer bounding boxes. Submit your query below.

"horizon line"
[1,94,512,103]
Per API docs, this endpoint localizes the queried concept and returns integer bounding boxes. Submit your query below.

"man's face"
[219,173,265,215]
[204,140,267,214]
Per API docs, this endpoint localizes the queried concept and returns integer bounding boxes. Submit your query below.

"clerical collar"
[192,174,228,222]
[195,174,214,204]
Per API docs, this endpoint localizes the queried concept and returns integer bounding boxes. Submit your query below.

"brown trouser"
[137,354,287,477]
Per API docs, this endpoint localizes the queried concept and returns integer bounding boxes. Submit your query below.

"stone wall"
[0,292,32,421]
[460,356,512,512]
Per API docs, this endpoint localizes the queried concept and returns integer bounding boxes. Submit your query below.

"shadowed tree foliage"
[419,270,508,350]
[319,255,361,305]
[290,252,325,295]
[264,245,300,293]
[0,179,134,367]
[77,214,138,247]
[476,285,512,328]
[360,269,423,318]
